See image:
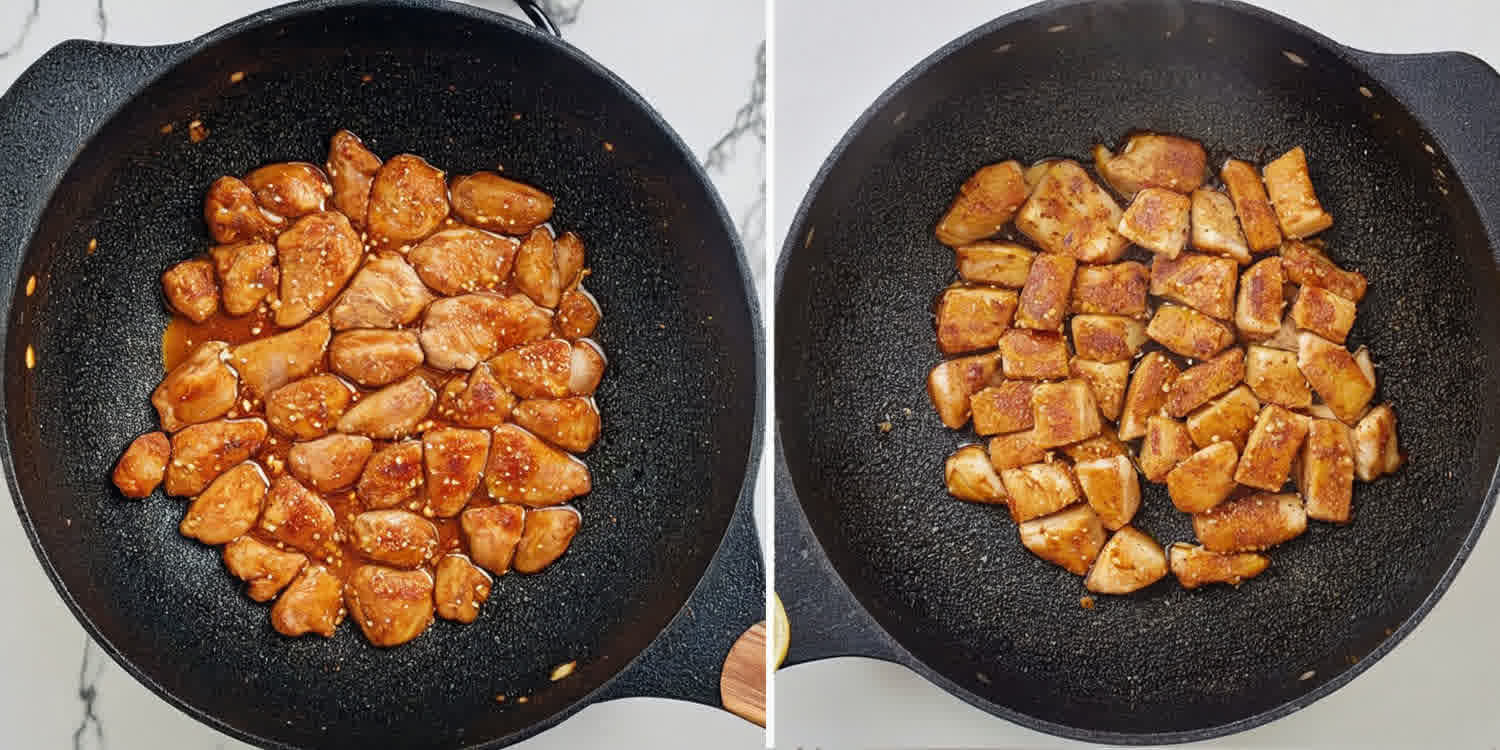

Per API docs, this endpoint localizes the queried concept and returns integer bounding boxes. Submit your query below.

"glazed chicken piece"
[288,434,373,492]
[998,329,1070,379]
[151,341,238,432]
[1070,358,1129,422]
[955,241,1035,288]
[1117,352,1180,441]
[423,427,491,517]
[408,226,520,296]
[933,161,1028,247]
[345,566,434,647]
[351,510,440,568]
[259,475,339,560]
[230,317,331,398]
[988,429,1047,472]
[210,241,278,316]
[265,374,354,440]
[1060,427,1130,463]
[274,210,364,327]
[1300,418,1355,523]
[553,232,587,291]
[1093,133,1207,198]
[329,253,434,330]
[436,363,517,428]
[329,329,424,387]
[1289,286,1357,344]
[1000,462,1081,523]
[1074,455,1139,530]
[1150,252,1238,320]
[1031,379,1101,449]
[270,566,344,638]
[1245,344,1312,409]
[366,154,450,249]
[222,536,307,602]
[567,339,607,396]
[204,175,277,244]
[1145,304,1234,359]
[1193,492,1307,553]
[164,418,268,496]
[1085,527,1168,595]
[512,397,602,453]
[461,503,525,575]
[112,432,170,499]
[1235,257,1285,340]
[1279,240,1367,302]
[434,554,492,623]
[1296,332,1374,423]
[1234,404,1311,491]
[1166,347,1244,418]
[943,444,1006,503]
[449,171,554,235]
[1138,415,1195,482]
[162,259,219,323]
[1169,543,1270,589]
[179,462,269,545]
[357,441,424,510]
[486,424,591,506]
[326,129,382,228]
[1015,160,1129,263]
[1189,188,1251,265]
[1070,315,1147,362]
[1070,261,1149,317]
[1353,403,1403,481]
[969,380,1035,437]
[934,285,1018,354]
[926,350,1003,429]
[515,228,567,308]
[1014,252,1077,332]
[1220,159,1281,253]
[336,375,437,439]
[1017,505,1107,575]
[1165,441,1238,513]
[490,338,606,399]
[1263,146,1333,239]
[419,293,553,371]
[1185,384,1261,451]
[1118,188,1191,258]
[514,507,581,574]
[555,286,601,339]
[245,162,331,221]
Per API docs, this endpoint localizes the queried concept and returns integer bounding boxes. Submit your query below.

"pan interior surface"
[777,0,1499,739]
[4,5,755,749]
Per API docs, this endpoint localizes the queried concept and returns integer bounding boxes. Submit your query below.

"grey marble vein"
[0,0,41,60]
[703,41,767,259]
[73,638,106,750]
[96,0,110,40]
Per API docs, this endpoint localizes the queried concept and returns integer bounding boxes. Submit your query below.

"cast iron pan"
[776,0,1500,744]
[0,1,763,748]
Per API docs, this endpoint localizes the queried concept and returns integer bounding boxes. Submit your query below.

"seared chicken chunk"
[164,418,268,496]
[113,431,170,498]
[1016,160,1129,263]
[210,241,278,316]
[566,339,607,396]
[1280,240,1367,302]
[260,475,339,559]
[1220,159,1281,252]
[336,375,437,439]
[461,503,525,575]
[419,293,552,371]
[179,462,268,545]
[1263,146,1333,238]
[1018,505,1107,575]
[1061,427,1130,463]
[357,441,424,510]
[366,154,449,249]
[270,566,344,638]
[162,259,219,323]
[1260,312,1301,352]
[1185,384,1261,451]
[1296,332,1374,423]
[1166,347,1244,418]
[512,397,602,453]
[490,339,573,399]
[555,286,602,339]
[1166,441,1238,513]
[1031,379,1102,449]
[326,129,381,228]
[1015,252,1077,331]
[1070,314,1147,362]
[935,285,1018,354]
[245,162,330,221]
[204,175,276,244]
[515,227,566,308]
[409,226,520,296]
[1117,352,1180,440]
[1074,455,1139,530]
[935,161,1029,246]
[955,241,1035,288]
[1234,256,1285,339]
[1138,415,1195,482]
[230,317,331,398]
[1094,133,1207,197]
[223,536,306,602]
[1245,345,1312,409]
[288,434,372,492]
[1085,527,1168,595]
[1070,261,1148,317]
[1145,303,1234,359]
[434,554,492,623]
[1002,461,1081,523]
[1194,492,1306,553]
[553,232,586,291]
[969,381,1035,436]
[437,363,516,428]
[329,253,434,330]
[1300,419,1355,522]
[926,351,1003,429]
[1353,403,1403,481]
[274,211,363,327]
[1289,285,1357,344]
[998,329,1070,379]
[1234,404,1310,491]
[988,429,1047,471]
[1150,252,1237,320]
[515,507,581,574]
[329,329,424,387]
[423,427,491,517]
[351,510,440,568]
[1118,187,1191,258]
[345,565,434,647]
[449,171,554,235]
[486,424,591,506]
[944,444,1006,503]
[1169,543,1269,589]
[152,341,238,432]
[265,374,354,440]
[1189,188,1251,264]
[1069,358,1129,421]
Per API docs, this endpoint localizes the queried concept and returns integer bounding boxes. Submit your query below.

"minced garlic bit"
[24,344,35,369]
[24,275,35,296]
[87,238,98,255]
[188,120,209,143]
[549,660,577,681]
[230,71,246,84]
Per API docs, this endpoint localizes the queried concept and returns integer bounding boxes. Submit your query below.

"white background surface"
[772,1,1500,748]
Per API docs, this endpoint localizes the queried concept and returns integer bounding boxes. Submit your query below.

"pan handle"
[512,0,563,38]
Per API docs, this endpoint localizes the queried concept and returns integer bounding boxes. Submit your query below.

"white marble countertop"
[0,1,765,748]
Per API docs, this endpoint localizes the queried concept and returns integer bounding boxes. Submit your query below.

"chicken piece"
[1353,346,1377,389]
[162,259,219,323]
[1014,252,1077,331]
[1069,359,1129,422]
[1085,527,1168,594]
[210,241,278,316]
[1145,304,1234,359]
[1185,384,1261,451]
[1002,462,1081,523]
[357,441,424,510]
[1150,252,1237,320]
[204,175,276,244]
[1263,146,1333,239]
[1353,403,1403,481]
[1031,379,1102,449]
[1296,333,1374,423]
[934,161,1028,246]
[1260,312,1301,352]
[461,503,526,575]
[514,227,565,308]
[164,418,268,496]
[514,507,581,573]
[1220,159,1281,252]
[1070,261,1149,317]
[1280,240,1367,302]
[329,253,434,330]
[486,424,591,506]
[409,226,520,296]
[998,329,1070,379]
[434,554,492,623]
[926,351,1003,429]
[152,341,237,432]
[274,211,363,327]
[336,375,437,439]
[955,242,1035,288]
[437,363,516,428]
[345,565,434,647]
[512,397,601,454]
[944,444,1006,503]
[1094,133,1207,198]
[260,475,339,560]
[1138,416,1195,482]
[988,429,1047,471]
[179,462,268,545]
[1018,505,1107,575]
[1169,543,1270,589]
[419,293,553,371]
[1074,455,1139,530]
[366,154,449,248]
[223,536,307,602]
[935,285,1018,354]
[1194,492,1306,552]
[449,171,554,235]
[568,339,607,396]
[555,286,601,339]
[351,510,440,568]
[265,375,353,440]
[1234,404,1311,491]
[1235,256,1285,339]
[1299,419,1354,523]
[271,566,344,638]
[1061,427,1130,463]
[1118,188,1191,258]
[1015,161,1129,263]
[326,129,381,228]
[1166,347,1245,418]
[1190,188,1251,264]
[230,317,331,398]
[329,329,424,387]
[490,339,573,399]
[1070,315,1147,362]
[288,434,372,492]
[421,427,490,517]
[1166,441,1238,513]
[969,381,1035,437]
[1289,285,1357,344]
[245,162,330,221]
[113,432,170,498]
[1117,352,1180,440]
[1244,344,1312,409]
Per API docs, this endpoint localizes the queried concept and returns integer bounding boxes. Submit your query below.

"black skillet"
[0,1,763,748]
[776,0,1500,743]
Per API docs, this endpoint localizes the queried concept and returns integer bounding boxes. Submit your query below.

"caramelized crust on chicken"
[485,424,591,506]
[1221,159,1281,252]
[1094,133,1207,197]
[514,507,581,574]
[1074,455,1139,530]
[1017,505,1107,575]
[165,418,268,497]
[969,380,1036,437]
[1001,462,1081,523]
[1031,379,1102,449]
[1166,347,1244,418]
[1119,188,1191,258]
[935,285,1018,354]
[152,341,238,432]
[223,536,306,602]
[162,259,219,323]
[988,429,1048,472]
[1138,415,1196,482]
[351,510,440,568]
[1194,493,1306,553]
[345,565,434,647]
[288,434,372,492]
[936,161,1029,246]
[998,329,1070,379]
[409,227,520,297]
[1117,352,1180,440]
[1300,418,1355,522]
[113,432,171,499]
[336,375,437,439]
[449,172,554,235]
[927,351,1004,429]
[1234,404,1310,491]
[1146,304,1234,359]
[1069,358,1129,422]
[1296,332,1374,423]
[356,440,424,510]
[205,175,276,244]
[230,317,331,398]
[1235,256,1284,339]
[1245,345,1312,409]
[1071,261,1148,317]
[1166,441,1238,513]
[1085,526,1168,594]
[461,504,525,575]
[180,462,268,545]
[1289,285,1357,344]
[1263,146,1333,239]
[1015,252,1077,331]
[1280,240,1367,302]
[1070,315,1147,362]
[511,397,602,454]
[271,565,344,638]
[245,162,330,221]
[944,444,1007,503]
[265,375,354,440]
[1185,385,1261,451]
[260,475,339,560]
[366,154,449,249]
[422,427,491,517]
[955,242,1035,288]
[1169,543,1269,589]
[1150,252,1237,320]
[419,293,552,371]
[1016,161,1129,262]
[1190,188,1250,264]
[434,554,491,623]
[274,211,363,327]
[437,363,517,429]
[210,241,278,316]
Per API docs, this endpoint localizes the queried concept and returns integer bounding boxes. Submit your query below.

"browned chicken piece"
[165,418,268,496]
[270,566,344,638]
[1166,441,1238,513]
[568,339,607,396]
[1353,404,1403,481]
[230,317,331,398]
[1139,415,1195,482]
[336,375,437,439]
[1069,359,1129,422]
[1070,315,1147,362]
[274,211,363,327]
[1074,455,1139,530]
[514,228,565,308]
[329,329,424,387]
[998,329,1070,379]
[934,161,1028,246]
[969,381,1035,437]
[1245,344,1312,409]
[1190,188,1251,264]
[943,444,1006,503]
[265,375,354,440]
[357,441,424,510]
[288,434,372,492]
[1015,252,1077,331]
[329,253,434,330]
[1353,345,1377,389]
[1235,256,1285,339]
[1061,427,1130,463]
[1118,188,1191,258]
[1300,419,1354,523]
[1002,461,1081,523]
[210,241,278,316]
[1280,240,1367,302]
[1017,505,1107,575]
[1166,347,1245,418]
[512,397,601,453]
[179,462,268,545]
[926,350,1003,429]
[245,162,331,221]
[1185,384,1261,451]
[461,503,526,575]
[419,293,553,371]
[152,341,237,432]
[1296,333,1374,423]
[1085,527,1168,594]
[1194,492,1306,553]
[1094,133,1207,197]
[366,154,450,249]
[434,554,492,623]
[260,475,339,560]
[223,536,306,602]
[555,286,601,339]
[326,129,382,228]
[554,232,587,290]
[1289,286,1356,344]
[437,363,516,428]
[351,509,440,568]
[408,227,520,296]
[955,242,1035,288]
[1263,146,1333,238]
[1070,261,1148,317]
[422,427,490,517]
[1234,404,1310,491]
[490,338,573,399]
[486,424,591,506]
[345,565,435,647]
[162,259,219,323]
[449,171,554,235]
[1117,352,1180,440]
[1169,543,1269,589]
[1220,159,1282,253]
[204,175,277,244]
[1260,312,1301,352]
[935,286,1018,355]
[113,432,170,498]
[1031,379,1102,449]
[1145,304,1234,359]
[515,507,581,573]
[1016,161,1129,263]
[1150,252,1237,320]
[988,429,1047,471]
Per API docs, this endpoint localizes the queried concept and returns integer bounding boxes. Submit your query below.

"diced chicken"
[1002,462,1081,523]
[1245,344,1312,409]
[152,341,237,432]
[265,375,354,440]
[1166,347,1245,418]
[1069,358,1129,422]
[1193,493,1306,552]
[944,444,1006,503]
[329,253,434,330]
[1015,252,1077,331]
[1166,441,1238,513]
[329,329,424,387]
[419,293,553,371]
[1070,314,1147,362]
[1094,133,1207,197]
[568,339,607,396]
[512,397,601,453]
[345,565,434,647]
[1190,188,1251,264]
[1263,146,1333,238]
[245,162,330,220]
[926,351,1003,428]
[162,259,219,323]
[357,441,424,510]
[1061,427,1130,463]
[1235,256,1285,339]
[514,227,565,308]
[491,339,577,399]
[270,566,344,638]
[326,129,381,228]
[288,434,372,492]
[274,211,363,327]
[366,154,450,249]
[1296,333,1374,423]
[223,536,306,602]
[1145,304,1234,359]
[553,232,586,291]
[1070,261,1149,317]
[998,329,1070,379]
[1300,419,1354,522]
[515,507,581,574]
[934,161,1028,246]
[1169,543,1270,589]
[179,462,268,545]
[336,375,437,439]
[1260,312,1301,352]
[164,418,268,496]
[1022,161,1052,190]
[1118,188,1191,258]
[1220,159,1281,252]
[260,475,339,560]
[1074,455,1139,530]
[449,171,554,235]
[1017,505,1107,575]
[1185,384,1261,451]
[1139,415,1195,482]
[461,503,526,575]
[1353,346,1377,390]
[955,242,1035,288]
[1280,240,1367,302]
[1353,404,1403,481]
[970,381,1036,436]
[1234,404,1310,491]
[1085,527,1168,594]
[1289,285,1357,344]
[1150,252,1237,319]
[422,427,490,517]
[230,317,331,398]
[351,510,440,568]
[486,424,591,506]
[409,226,520,297]
[1118,352,1180,440]
[434,554,492,623]
[988,429,1047,471]
[1031,380,1102,449]
[1015,161,1129,263]
[555,286,602,339]
[113,432,170,498]
[210,241,278,316]
[935,285,1018,354]
[437,363,516,428]
[204,175,276,244]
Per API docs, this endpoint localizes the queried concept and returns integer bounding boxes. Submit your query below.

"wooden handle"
[720,621,767,727]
